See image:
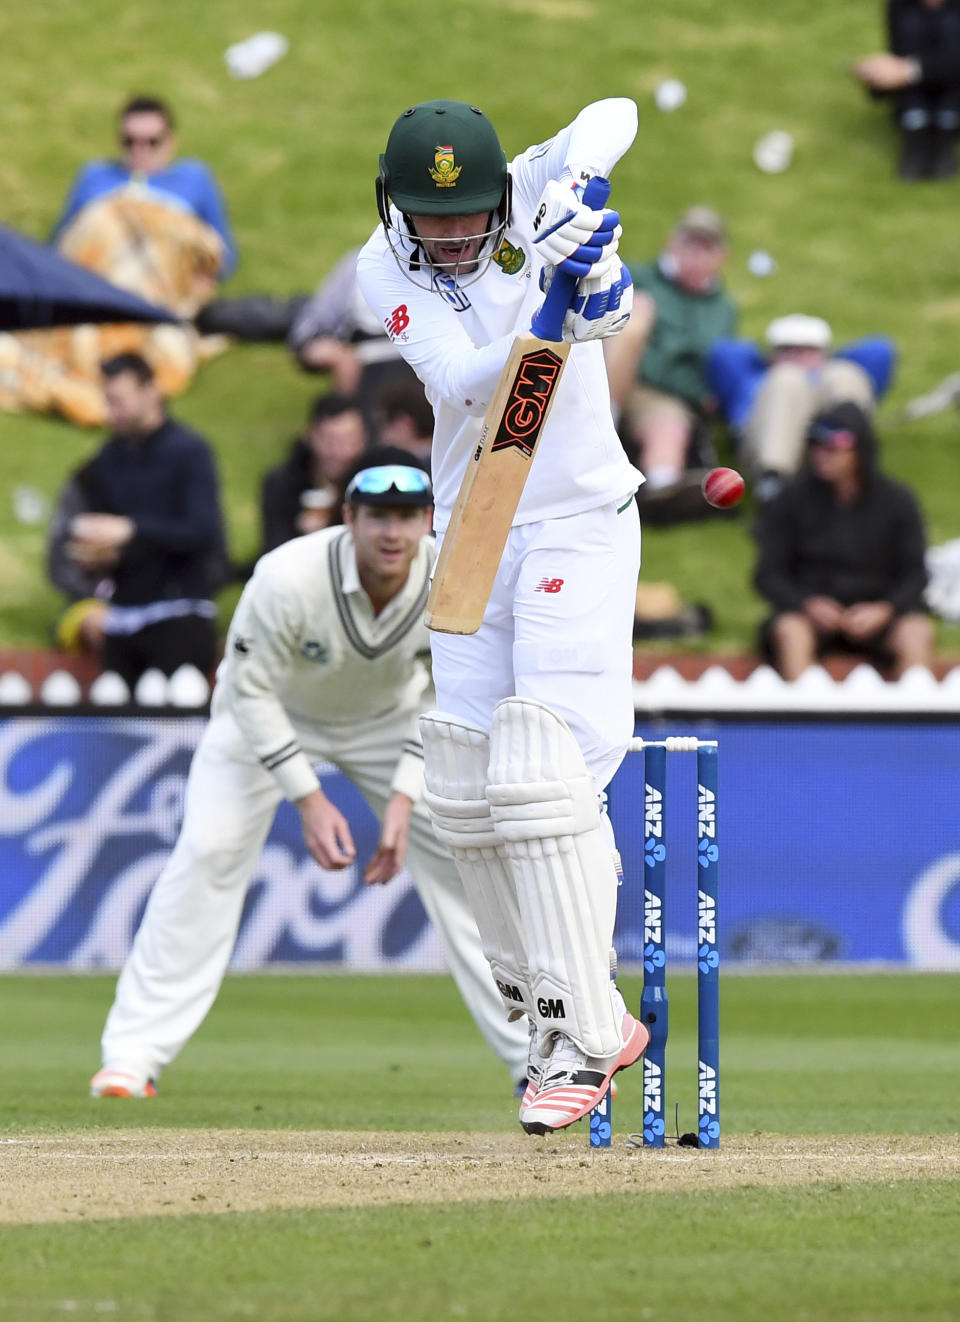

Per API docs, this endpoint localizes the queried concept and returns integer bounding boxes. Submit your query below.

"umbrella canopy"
[0,224,178,330]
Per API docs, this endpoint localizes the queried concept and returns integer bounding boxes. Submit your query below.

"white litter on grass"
[225,32,288,79]
[753,130,794,174]
[12,484,49,525]
[654,79,687,112]
[747,249,777,277]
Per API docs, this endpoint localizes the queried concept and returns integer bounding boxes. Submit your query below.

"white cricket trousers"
[430,495,641,790]
[101,707,529,1084]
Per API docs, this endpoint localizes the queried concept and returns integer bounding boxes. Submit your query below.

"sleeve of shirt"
[219,562,321,802]
[356,240,516,418]
[187,164,238,278]
[886,487,929,614]
[50,164,102,240]
[287,250,360,350]
[510,99,639,214]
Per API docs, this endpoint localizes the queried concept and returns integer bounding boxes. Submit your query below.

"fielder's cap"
[674,205,728,245]
[766,314,832,350]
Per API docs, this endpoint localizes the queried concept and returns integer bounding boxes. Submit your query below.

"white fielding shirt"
[356,98,644,533]
[211,527,434,804]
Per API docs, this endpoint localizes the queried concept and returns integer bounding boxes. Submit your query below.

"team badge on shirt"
[493,238,526,275]
[300,639,329,664]
[432,271,471,311]
[428,146,461,187]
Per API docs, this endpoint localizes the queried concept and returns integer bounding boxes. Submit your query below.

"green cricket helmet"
[378,100,508,215]
[376,100,512,287]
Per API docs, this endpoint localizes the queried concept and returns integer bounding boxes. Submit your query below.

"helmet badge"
[428,145,462,187]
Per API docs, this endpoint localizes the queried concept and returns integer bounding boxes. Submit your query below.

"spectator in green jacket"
[605,206,738,523]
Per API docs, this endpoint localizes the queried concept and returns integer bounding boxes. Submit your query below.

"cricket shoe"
[518,1017,621,1121]
[520,995,648,1136]
[89,1067,157,1099]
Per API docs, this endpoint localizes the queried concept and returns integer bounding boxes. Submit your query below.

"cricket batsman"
[90,453,528,1098]
[357,99,649,1133]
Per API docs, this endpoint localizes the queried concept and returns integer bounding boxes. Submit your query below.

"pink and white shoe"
[520,1002,648,1136]
[89,1067,157,1099]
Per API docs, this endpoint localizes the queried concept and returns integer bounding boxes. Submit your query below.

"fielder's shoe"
[520,992,648,1136]
[89,1067,157,1099]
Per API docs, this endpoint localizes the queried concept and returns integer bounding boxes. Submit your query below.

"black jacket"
[260,438,330,554]
[77,417,226,606]
[754,405,928,615]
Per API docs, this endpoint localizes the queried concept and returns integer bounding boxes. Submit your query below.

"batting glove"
[540,260,634,343]
[532,179,621,279]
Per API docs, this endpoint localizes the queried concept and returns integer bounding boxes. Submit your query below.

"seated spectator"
[708,315,896,503]
[260,394,367,553]
[53,95,237,297]
[754,402,933,680]
[65,353,227,687]
[0,95,237,429]
[373,380,434,465]
[852,0,960,179]
[286,247,419,428]
[604,206,738,524]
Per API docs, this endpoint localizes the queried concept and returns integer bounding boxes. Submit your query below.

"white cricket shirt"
[211,527,434,803]
[356,98,643,533]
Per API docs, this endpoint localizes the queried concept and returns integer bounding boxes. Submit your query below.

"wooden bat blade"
[425,332,570,633]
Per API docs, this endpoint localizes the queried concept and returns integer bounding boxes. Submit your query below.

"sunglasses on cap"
[808,425,857,450]
[344,465,432,501]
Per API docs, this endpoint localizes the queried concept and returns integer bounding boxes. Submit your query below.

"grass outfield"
[1,972,958,1320]
[2,1,960,655]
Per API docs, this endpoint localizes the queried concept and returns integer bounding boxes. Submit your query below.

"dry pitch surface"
[3,1131,958,1225]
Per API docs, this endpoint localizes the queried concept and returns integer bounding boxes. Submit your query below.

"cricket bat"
[425,175,611,634]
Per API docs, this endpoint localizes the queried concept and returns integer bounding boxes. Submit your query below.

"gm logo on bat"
[490,347,563,457]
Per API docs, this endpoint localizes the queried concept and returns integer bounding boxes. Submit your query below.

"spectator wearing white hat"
[707,315,897,502]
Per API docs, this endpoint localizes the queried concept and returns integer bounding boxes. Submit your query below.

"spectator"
[53,95,237,296]
[754,402,933,680]
[260,394,367,553]
[852,1,960,179]
[66,353,227,687]
[286,247,420,427]
[373,380,434,465]
[604,206,738,523]
[708,315,896,503]
[3,96,238,429]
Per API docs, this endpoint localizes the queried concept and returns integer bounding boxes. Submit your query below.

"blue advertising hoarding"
[1,714,958,970]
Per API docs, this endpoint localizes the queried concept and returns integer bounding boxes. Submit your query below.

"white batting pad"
[420,711,533,1019]
[487,697,623,1058]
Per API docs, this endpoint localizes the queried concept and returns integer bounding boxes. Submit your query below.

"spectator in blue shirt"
[52,95,237,288]
[707,315,896,503]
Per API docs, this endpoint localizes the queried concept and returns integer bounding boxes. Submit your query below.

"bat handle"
[530,174,611,343]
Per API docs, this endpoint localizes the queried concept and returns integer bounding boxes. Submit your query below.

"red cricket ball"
[701,467,745,509]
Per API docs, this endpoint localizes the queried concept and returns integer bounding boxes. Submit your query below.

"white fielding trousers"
[101,707,529,1084]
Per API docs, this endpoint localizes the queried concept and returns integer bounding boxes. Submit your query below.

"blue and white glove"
[532,179,621,279]
[539,259,634,342]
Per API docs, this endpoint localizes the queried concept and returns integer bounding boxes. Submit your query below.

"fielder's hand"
[296,788,356,869]
[540,259,633,342]
[532,179,621,279]
[365,791,413,885]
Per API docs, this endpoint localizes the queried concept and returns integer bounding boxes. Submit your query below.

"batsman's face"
[409,211,492,272]
[346,504,432,579]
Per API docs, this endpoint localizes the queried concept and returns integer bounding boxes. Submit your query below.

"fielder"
[90,457,529,1098]
[357,99,649,1133]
